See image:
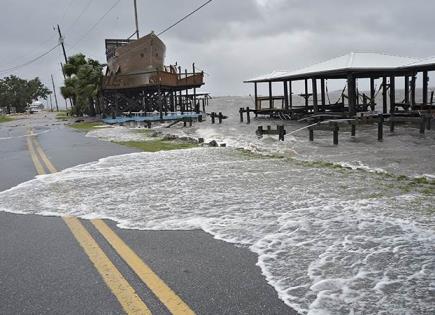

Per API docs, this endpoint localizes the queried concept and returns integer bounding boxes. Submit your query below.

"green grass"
[0,115,14,123]
[55,111,70,121]
[114,139,197,152]
[69,121,105,131]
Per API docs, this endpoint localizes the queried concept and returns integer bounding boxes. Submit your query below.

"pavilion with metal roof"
[244,52,434,119]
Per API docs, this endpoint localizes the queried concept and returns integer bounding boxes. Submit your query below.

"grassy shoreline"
[113,139,198,152]
[0,115,14,123]
[69,121,105,131]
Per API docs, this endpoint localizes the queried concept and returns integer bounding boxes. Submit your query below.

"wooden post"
[304,79,309,110]
[283,81,289,111]
[309,128,314,141]
[389,76,395,113]
[193,63,198,113]
[278,125,285,141]
[420,116,426,134]
[211,112,215,124]
[411,75,416,108]
[321,79,326,107]
[289,80,293,110]
[218,112,223,124]
[333,123,339,145]
[382,77,388,114]
[312,78,318,113]
[246,107,251,124]
[423,71,428,108]
[347,75,356,115]
[268,81,273,109]
[370,77,375,111]
[254,82,258,110]
[351,124,356,137]
[378,114,383,141]
[239,108,244,123]
[185,69,189,111]
[404,75,410,105]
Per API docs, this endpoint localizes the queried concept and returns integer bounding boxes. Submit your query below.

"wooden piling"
[382,77,388,114]
[278,125,285,141]
[351,124,356,137]
[268,81,273,109]
[423,71,428,109]
[390,76,395,113]
[312,78,318,113]
[347,75,356,115]
[211,112,215,124]
[218,112,223,124]
[370,77,375,111]
[304,79,309,110]
[404,76,410,105]
[283,81,289,111]
[321,79,326,107]
[246,107,251,124]
[309,128,314,141]
[333,123,339,145]
[254,82,258,110]
[239,108,244,123]
[411,75,416,108]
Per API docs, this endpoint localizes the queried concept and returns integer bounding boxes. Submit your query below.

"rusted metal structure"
[245,52,435,120]
[101,32,207,117]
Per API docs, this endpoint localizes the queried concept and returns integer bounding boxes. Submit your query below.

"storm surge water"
[1,97,434,314]
[0,148,434,314]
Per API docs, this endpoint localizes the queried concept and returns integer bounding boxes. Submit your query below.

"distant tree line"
[0,76,50,113]
[61,53,103,117]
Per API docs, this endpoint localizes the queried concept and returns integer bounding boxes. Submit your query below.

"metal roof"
[402,56,435,69]
[245,52,424,83]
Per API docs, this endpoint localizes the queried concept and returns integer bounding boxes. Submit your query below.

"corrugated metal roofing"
[245,52,426,83]
[403,56,435,68]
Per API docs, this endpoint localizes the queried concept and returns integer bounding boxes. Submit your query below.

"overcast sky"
[1,0,434,104]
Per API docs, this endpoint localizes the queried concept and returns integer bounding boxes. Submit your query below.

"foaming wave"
[0,148,433,314]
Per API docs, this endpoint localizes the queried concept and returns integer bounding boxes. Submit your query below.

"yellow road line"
[92,219,195,315]
[32,139,58,173]
[26,135,46,175]
[26,131,151,314]
[64,217,151,315]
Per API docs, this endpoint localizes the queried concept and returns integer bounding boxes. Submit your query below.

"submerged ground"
[0,97,434,314]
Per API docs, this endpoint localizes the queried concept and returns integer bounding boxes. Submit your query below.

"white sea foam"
[0,148,433,314]
[86,126,149,142]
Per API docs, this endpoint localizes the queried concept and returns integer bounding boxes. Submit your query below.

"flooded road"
[1,100,434,314]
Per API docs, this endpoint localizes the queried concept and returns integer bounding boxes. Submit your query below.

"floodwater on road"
[0,98,434,314]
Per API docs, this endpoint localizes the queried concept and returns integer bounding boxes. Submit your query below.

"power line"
[65,0,95,33]
[157,0,213,36]
[70,0,121,49]
[0,43,60,75]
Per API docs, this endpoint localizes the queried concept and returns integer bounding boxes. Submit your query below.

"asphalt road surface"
[0,112,297,315]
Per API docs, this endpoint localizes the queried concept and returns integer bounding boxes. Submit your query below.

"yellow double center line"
[26,129,194,315]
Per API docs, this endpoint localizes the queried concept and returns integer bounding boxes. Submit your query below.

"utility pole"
[60,62,70,109]
[134,0,139,39]
[57,25,68,63]
[51,74,59,112]
[49,94,53,112]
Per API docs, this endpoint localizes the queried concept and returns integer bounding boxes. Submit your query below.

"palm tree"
[61,54,103,116]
